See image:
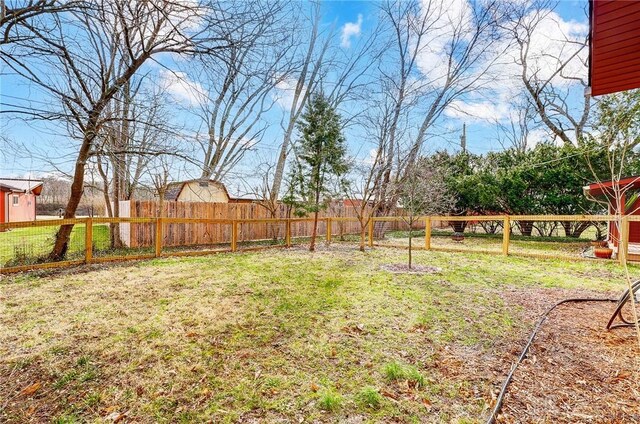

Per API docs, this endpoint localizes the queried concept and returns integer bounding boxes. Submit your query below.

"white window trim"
[12,194,19,206]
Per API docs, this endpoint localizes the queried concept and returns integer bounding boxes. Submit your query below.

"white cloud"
[527,128,550,148]
[445,99,512,122]
[159,69,206,106]
[340,14,363,48]
[273,78,306,111]
[414,0,474,86]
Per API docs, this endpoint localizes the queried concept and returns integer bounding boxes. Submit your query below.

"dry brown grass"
[1,247,637,423]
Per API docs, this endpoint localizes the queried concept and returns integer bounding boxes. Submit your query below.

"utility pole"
[460,123,467,153]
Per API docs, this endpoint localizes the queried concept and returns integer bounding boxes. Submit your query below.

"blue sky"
[0,0,591,187]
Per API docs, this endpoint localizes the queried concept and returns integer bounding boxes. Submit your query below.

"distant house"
[163,179,254,203]
[0,178,44,223]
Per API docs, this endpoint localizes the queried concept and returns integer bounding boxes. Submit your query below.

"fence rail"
[0,214,634,274]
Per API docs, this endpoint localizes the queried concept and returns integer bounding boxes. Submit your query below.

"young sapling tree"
[397,159,452,268]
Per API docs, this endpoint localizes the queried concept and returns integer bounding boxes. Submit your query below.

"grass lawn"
[0,246,635,423]
[378,229,594,259]
[0,224,110,267]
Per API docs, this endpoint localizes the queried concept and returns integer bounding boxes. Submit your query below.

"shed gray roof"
[0,178,44,193]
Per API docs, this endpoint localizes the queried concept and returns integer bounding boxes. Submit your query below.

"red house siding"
[590,0,640,96]
[606,197,640,247]
[0,193,5,225]
[8,193,37,222]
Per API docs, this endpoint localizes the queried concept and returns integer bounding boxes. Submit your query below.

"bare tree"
[370,0,506,228]
[1,0,232,259]
[0,0,85,45]
[189,0,296,181]
[94,78,185,247]
[343,130,392,252]
[504,0,591,145]
[268,2,332,210]
[268,3,379,210]
[149,154,181,218]
[494,95,539,153]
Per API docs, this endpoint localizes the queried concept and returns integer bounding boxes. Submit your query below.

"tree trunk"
[452,221,467,233]
[49,131,94,261]
[518,220,533,237]
[408,225,412,269]
[48,55,149,260]
[359,224,366,252]
[561,220,590,238]
[110,162,124,249]
[310,210,318,252]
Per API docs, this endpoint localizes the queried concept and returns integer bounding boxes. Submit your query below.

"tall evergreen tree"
[285,94,348,251]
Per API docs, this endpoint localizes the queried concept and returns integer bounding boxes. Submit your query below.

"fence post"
[502,216,510,256]
[326,217,332,243]
[424,217,431,250]
[285,218,291,247]
[232,220,238,252]
[619,217,629,264]
[85,218,93,263]
[368,218,374,248]
[155,217,163,257]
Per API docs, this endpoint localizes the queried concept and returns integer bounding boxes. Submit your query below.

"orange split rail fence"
[0,214,636,274]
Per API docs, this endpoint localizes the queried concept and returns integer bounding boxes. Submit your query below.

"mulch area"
[496,288,640,424]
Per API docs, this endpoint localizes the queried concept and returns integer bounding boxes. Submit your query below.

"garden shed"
[0,178,43,224]
[164,179,231,203]
[583,176,640,259]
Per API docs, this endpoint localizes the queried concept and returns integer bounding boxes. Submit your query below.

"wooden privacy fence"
[119,200,406,248]
[0,214,635,274]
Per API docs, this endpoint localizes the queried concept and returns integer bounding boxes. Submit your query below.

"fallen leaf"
[422,397,432,409]
[106,411,127,422]
[381,389,399,400]
[310,383,320,392]
[20,382,41,396]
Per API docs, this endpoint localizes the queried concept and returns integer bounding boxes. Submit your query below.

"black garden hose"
[607,280,640,329]
[484,297,619,424]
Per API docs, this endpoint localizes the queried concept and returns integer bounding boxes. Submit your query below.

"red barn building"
[0,178,44,224]
[590,0,640,96]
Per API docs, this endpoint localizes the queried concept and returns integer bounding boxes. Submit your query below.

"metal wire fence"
[0,215,634,273]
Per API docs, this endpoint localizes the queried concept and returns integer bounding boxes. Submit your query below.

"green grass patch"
[0,224,110,267]
[356,387,383,409]
[383,361,426,388]
[317,389,343,411]
[1,247,633,422]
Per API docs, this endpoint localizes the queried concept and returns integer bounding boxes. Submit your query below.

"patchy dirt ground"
[1,248,638,423]
[496,289,640,424]
[380,263,442,274]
